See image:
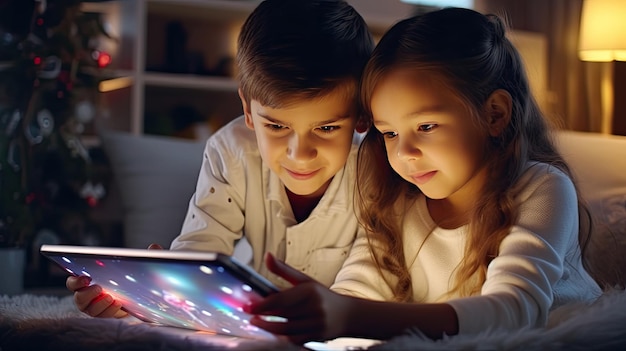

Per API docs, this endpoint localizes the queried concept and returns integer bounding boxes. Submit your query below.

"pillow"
[100,131,205,249]
[586,194,626,289]
[555,131,626,203]
[555,131,626,288]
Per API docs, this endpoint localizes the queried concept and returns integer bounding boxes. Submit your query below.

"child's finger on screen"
[250,315,323,344]
[265,252,312,285]
[244,283,316,318]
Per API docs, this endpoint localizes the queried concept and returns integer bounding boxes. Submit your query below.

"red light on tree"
[95,51,111,68]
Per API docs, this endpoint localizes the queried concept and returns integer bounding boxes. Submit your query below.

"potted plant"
[0,127,33,295]
[0,219,31,295]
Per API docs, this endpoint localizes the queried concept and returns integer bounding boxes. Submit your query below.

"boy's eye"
[418,124,437,132]
[265,123,286,132]
[318,125,339,133]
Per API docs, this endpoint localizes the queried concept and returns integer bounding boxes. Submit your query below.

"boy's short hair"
[236,0,374,108]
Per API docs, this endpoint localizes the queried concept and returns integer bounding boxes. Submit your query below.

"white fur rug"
[2,290,626,350]
[0,294,298,351]
[372,288,626,351]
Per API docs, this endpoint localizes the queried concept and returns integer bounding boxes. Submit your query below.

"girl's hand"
[243,252,353,344]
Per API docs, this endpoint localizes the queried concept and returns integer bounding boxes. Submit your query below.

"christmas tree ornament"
[24,115,43,144]
[80,180,106,207]
[35,0,47,15]
[2,109,21,136]
[74,99,94,124]
[38,55,61,79]
[36,108,54,136]
[63,133,90,161]
[6,139,21,171]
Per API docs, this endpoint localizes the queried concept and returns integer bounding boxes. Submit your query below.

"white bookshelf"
[89,0,416,137]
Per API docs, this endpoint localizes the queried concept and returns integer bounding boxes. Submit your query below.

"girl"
[243,7,602,344]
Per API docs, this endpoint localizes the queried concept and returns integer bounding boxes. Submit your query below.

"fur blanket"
[2,290,626,351]
[0,294,298,351]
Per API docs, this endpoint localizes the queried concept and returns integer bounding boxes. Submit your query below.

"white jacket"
[171,116,363,289]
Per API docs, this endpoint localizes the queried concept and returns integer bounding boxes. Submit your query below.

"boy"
[67,0,373,318]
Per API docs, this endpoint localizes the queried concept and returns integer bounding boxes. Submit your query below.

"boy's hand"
[66,243,164,319]
[243,252,353,344]
[66,275,128,318]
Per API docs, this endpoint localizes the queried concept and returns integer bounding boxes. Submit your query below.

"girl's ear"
[485,89,512,137]
[238,88,254,130]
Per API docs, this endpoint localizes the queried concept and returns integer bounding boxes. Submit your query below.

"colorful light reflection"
[48,255,273,340]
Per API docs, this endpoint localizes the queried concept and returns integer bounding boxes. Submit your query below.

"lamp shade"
[579,0,626,61]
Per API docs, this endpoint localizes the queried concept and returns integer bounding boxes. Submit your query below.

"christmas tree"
[0,0,114,250]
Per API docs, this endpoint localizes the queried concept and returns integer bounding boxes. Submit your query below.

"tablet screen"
[40,245,279,341]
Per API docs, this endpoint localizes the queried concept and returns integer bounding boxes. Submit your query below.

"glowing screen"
[41,246,278,341]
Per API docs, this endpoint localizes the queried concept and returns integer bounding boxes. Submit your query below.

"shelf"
[143,84,242,137]
[82,67,133,79]
[143,72,238,91]
[147,0,259,22]
[90,0,418,137]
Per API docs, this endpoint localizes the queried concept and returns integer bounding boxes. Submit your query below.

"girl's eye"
[382,131,398,139]
[318,125,339,133]
[418,124,437,132]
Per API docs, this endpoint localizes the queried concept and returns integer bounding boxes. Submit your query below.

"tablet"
[40,244,280,341]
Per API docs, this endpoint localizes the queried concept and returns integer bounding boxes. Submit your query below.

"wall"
[614,62,626,135]
[474,0,626,135]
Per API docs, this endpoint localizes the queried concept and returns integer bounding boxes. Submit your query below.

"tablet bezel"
[40,244,279,340]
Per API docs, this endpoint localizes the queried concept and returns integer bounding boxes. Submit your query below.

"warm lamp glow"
[579,0,626,62]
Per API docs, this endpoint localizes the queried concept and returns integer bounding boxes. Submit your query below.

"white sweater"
[332,162,602,334]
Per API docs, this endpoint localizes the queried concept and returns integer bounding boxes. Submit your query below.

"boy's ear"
[485,89,512,137]
[355,116,369,133]
[238,88,254,130]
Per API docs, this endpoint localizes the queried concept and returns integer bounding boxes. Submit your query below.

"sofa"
[98,130,253,262]
[1,129,625,350]
[555,130,626,289]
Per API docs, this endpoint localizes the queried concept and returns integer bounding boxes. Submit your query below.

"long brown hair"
[356,8,595,302]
